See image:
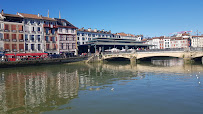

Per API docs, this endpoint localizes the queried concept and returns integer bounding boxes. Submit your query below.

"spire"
[59,11,61,19]
[1,9,4,15]
[48,9,49,18]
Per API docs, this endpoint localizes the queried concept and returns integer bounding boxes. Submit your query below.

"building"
[114,32,143,41]
[146,34,190,49]
[78,37,150,54]
[170,37,190,48]
[55,18,78,55]
[191,36,203,48]
[43,16,58,54]
[0,10,24,53]
[77,28,112,46]
[17,13,45,53]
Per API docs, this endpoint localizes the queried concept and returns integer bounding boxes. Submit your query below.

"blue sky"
[1,0,203,37]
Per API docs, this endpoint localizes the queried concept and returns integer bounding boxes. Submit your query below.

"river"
[0,58,203,114]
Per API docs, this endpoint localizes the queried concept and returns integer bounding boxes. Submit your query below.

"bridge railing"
[136,48,185,52]
[102,51,134,55]
[101,47,203,55]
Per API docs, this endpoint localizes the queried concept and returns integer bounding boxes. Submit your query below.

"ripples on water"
[0,58,203,114]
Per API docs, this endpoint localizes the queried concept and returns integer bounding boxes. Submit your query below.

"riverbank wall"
[0,56,88,68]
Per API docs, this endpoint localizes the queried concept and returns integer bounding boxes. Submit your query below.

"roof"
[116,32,135,37]
[78,28,111,34]
[18,13,56,21]
[55,18,77,29]
[2,13,22,18]
[18,13,42,19]
[192,36,203,37]
[42,16,56,21]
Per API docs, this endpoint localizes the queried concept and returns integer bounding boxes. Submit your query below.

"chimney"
[102,29,104,32]
[38,13,40,17]
[88,28,91,32]
[59,11,61,19]
[94,28,97,32]
[81,27,84,30]
[109,30,111,33]
[1,9,4,15]
[47,9,49,18]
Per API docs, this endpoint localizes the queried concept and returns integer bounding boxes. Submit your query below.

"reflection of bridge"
[100,50,203,64]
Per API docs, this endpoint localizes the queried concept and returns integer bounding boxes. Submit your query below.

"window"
[59,28,62,32]
[66,43,69,49]
[38,44,41,50]
[92,34,95,37]
[32,27,35,31]
[25,34,28,41]
[77,33,80,36]
[46,28,49,34]
[82,33,84,36]
[61,43,63,49]
[71,29,74,33]
[51,29,55,34]
[31,44,34,50]
[46,36,49,41]
[38,35,40,41]
[5,24,9,30]
[38,27,40,32]
[82,37,85,40]
[31,35,34,41]
[52,37,55,42]
[78,37,79,40]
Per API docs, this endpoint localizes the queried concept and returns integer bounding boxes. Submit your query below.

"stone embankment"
[0,56,88,68]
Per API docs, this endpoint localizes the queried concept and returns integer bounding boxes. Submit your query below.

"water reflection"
[151,58,184,66]
[0,62,202,114]
[0,66,79,113]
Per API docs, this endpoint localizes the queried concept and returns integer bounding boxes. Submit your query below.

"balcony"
[12,39,17,42]
[46,33,50,35]
[19,30,23,33]
[5,49,10,52]
[25,31,30,33]
[37,31,42,34]
[5,39,10,42]
[20,49,24,52]
[12,30,17,33]
[44,24,57,28]
[4,29,10,32]
[19,39,24,42]
[0,29,3,32]
[13,49,17,52]
[52,41,56,43]
[32,31,36,34]
[46,41,50,43]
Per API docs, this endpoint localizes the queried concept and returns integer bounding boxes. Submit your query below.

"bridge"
[89,48,203,64]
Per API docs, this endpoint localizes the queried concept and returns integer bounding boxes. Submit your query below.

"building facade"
[18,13,45,53]
[77,28,112,45]
[55,18,77,55]
[43,17,58,54]
[0,11,24,53]
[191,36,203,48]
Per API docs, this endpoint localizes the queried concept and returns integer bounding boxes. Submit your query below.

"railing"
[136,48,185,52]
[101,48,203,55]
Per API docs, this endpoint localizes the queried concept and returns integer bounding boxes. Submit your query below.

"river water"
[0,59,203,114]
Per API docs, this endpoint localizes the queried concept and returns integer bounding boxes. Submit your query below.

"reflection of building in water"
[0,73,6,113]
[55,70,79,99]
[0,69,79,113]
[24,72,47,108]
[151,58,184,66]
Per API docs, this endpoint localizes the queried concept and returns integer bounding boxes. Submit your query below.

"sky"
[1,0,203,37]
